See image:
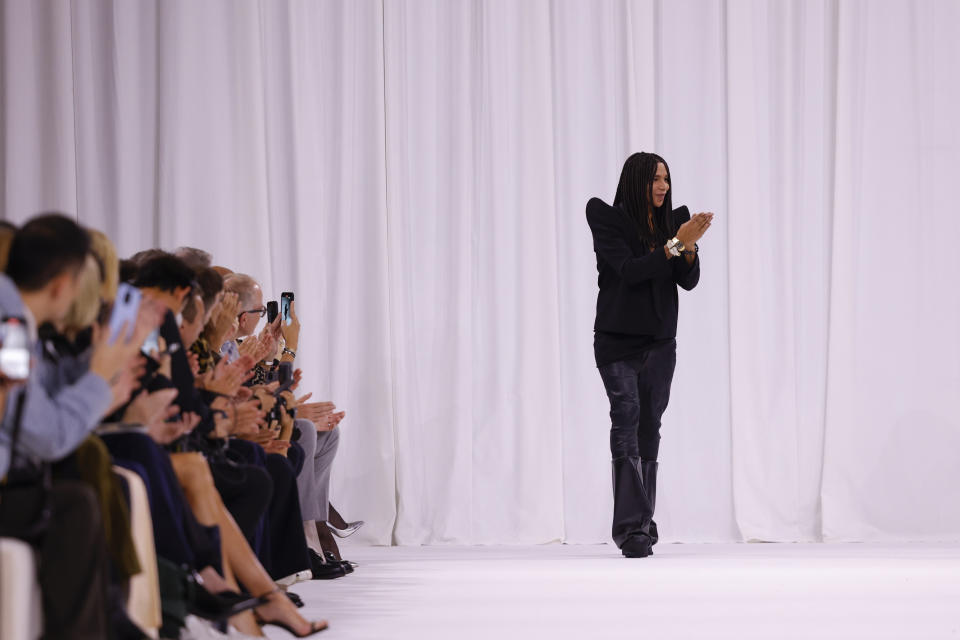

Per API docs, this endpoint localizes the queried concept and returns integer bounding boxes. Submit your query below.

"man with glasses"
[219,273,266,363]
[219,272,349,578]
[224,273,266,339]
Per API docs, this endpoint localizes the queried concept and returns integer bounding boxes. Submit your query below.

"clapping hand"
[676,212,714,248]
[292,392,341,431]
[104,352,147,415]
[153,411,201,445]
[123,388,181,444]
[208,292,241,350]
[211,396,265,439]
[199,355,255,396]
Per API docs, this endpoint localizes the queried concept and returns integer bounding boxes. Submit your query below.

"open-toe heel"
[253,588,328,637]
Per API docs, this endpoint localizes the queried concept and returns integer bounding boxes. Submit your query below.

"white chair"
[0,536,43,640]
[113,466,162,638]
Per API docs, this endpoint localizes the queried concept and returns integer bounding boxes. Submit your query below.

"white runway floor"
[267,542,960,640]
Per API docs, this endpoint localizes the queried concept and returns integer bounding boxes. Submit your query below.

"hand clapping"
[676,212,714,248]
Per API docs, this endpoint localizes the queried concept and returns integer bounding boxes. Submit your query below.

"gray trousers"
[292,418,340,522]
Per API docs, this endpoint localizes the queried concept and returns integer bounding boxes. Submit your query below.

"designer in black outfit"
[586,152,713,558]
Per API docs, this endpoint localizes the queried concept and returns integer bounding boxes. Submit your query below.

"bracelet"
[282,347,297,358]
[681,243,699,255]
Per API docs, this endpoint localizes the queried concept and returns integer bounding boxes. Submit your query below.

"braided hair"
[613,152,676,248]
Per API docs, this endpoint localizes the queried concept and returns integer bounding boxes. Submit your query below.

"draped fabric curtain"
[2,0,957,545]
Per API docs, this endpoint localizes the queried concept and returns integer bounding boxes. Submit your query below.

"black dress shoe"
[309,549,346,580]
[621,537,652,558]
[323,550,354,574]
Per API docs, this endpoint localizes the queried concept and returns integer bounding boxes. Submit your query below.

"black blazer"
[586,197,700,337]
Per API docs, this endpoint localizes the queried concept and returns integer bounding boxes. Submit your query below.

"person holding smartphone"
[586,152,713,558]
[0,214,147,638]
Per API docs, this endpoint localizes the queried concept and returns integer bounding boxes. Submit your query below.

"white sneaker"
[276,569,312,587]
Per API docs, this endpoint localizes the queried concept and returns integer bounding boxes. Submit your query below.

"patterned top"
[190,335,217,376]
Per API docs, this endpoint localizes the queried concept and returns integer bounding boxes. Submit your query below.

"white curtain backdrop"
[1,0,958,545]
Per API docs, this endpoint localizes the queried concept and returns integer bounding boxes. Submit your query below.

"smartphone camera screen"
[142,329,161,356]
[281,292,294,326]
[109,283,142,344]
[0,317,31,382]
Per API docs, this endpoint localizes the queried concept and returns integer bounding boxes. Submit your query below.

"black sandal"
[285,590,305,608]
[254,588,328,637]
[258,618,328,637]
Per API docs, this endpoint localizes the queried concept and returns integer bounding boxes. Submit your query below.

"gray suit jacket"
[0,274,112,479]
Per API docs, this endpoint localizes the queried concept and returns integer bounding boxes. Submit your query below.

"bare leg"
[328,503,347,530]
[170,453,327,635]
[198,566,233,593]
[195,566,265,634]
[315,520,341,562]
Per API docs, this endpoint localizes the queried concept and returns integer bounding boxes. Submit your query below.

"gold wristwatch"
[666,236,685,257]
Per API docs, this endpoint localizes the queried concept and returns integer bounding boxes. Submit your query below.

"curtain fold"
[1,0,957,544]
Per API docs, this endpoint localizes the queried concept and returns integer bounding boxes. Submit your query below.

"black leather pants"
[598,341,675,550]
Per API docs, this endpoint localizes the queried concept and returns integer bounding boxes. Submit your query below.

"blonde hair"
[88,229,119,303]
[61,254,102,333]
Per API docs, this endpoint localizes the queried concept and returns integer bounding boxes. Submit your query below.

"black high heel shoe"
[257,618,328,637]
[254,588,328,637]
[185,573,265,621]
[286,590,305,608]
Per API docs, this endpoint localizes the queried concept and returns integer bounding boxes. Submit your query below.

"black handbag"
[0,391,53,543]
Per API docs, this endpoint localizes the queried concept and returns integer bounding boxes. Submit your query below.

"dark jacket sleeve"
[586,198,672,284]
[673,252,700,290]
[670,206,700,291]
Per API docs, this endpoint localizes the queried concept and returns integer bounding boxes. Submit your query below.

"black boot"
[611,456,654,557]
[640,460,658,553]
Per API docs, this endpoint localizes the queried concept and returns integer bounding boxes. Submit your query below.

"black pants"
[225,440,311,580]
[598,340,676,548]
[212,440,273,551]
[0,480,110,640]
[103,432,223,573]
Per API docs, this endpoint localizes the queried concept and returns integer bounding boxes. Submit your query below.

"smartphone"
[109,283,142,344]
[0,317,31,382]
[141,328,160,356]
[280,292,294,326]
[266,300,279,324]
[274,361,295,394]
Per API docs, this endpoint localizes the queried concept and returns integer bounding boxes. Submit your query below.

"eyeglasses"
[238,307,267,319]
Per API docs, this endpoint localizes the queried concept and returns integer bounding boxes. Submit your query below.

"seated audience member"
[39,250,150,637]
[221,272,352,574]
[1,219,352,637]
[108,252,328,635]
[174,246,213,271]
[0,214,146,639]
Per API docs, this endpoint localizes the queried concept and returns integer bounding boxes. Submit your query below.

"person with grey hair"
[174,246,213,271]
[220,271,352,576]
